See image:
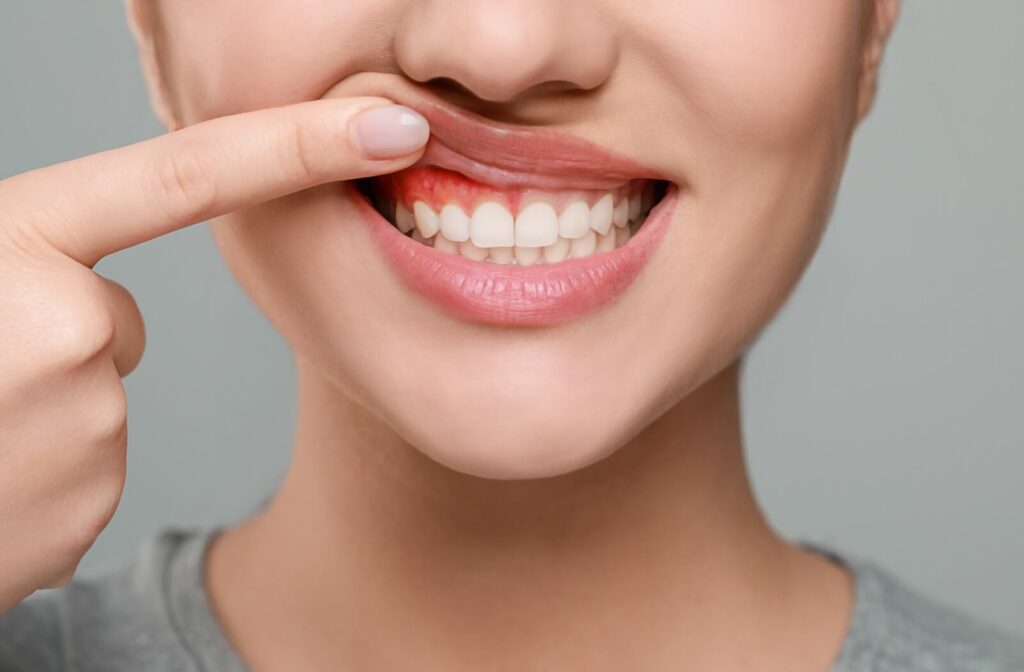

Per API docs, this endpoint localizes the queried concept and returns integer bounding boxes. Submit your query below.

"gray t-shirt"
[1,528,1022,671]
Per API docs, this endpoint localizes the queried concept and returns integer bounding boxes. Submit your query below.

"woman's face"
[136,1,887,479]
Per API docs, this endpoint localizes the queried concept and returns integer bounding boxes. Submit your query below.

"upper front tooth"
[612,198,629,228]
[589,194,614,235]
[439,204,471,242]
[396,203,415,234]
[515,202,559,248]
[470,201,515,248]
[413,201,439,237]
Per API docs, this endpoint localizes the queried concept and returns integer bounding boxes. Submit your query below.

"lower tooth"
[489,246,514,264]
[615,226,631,247]
[515,246,542,266]
[543,237,570,263]
[410,215,638,261]
[459,239,489,262]
[569,230,597,258]
[433,234,459,254]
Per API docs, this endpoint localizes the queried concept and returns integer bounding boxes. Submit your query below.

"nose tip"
[395,0,617,104]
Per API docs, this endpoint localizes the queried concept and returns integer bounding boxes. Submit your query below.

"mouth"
[356,169,669,265]
[344,85,678,327]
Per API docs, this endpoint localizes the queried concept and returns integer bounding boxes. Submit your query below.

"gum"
[374,166,647,216]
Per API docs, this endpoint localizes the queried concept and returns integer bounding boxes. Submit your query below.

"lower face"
[156,1,867,479]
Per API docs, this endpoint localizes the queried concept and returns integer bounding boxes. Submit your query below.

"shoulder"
[0,528,210,672]
[0,590,65,672]
[871,567,1024,671]
[822,544,1024,672]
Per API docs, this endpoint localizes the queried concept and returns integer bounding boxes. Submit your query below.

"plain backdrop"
[1,1,1021,634]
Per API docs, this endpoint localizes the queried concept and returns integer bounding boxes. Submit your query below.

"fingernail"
[351,105,430,159]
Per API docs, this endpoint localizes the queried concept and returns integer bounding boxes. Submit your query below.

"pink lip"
[352,182,676,327]
[409,98,667,191]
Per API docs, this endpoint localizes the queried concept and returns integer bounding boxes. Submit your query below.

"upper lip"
[337,80,666,191]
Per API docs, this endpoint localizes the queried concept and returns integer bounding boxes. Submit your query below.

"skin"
[0,0,900,669]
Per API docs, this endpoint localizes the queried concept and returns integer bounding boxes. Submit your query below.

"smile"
[349,91,678,327]
[361,167,667,264]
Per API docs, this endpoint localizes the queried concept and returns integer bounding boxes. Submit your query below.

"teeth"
[589,194,614,235]
[615,225,631,247]
[411,227,429,245]
[390,180,660,264]
[559,201,591,239]
[612,198,629,229]
[413,201,440,238]
[470,201,515,248]
[459,239,489,262]
[433,233,459,254]
[628,195,641,222]
[515,202,559,248]
[569,230,597,258]
[543,236,571,263]
[488,246,514,264]
[428,227,636,265]
[439,204,471,242]
[515,245,543,266]
[396,203,416,234]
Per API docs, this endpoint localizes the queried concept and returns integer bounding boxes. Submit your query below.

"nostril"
[424,77,473,97]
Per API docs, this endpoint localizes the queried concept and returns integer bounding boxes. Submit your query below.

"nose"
[394,0,617,103]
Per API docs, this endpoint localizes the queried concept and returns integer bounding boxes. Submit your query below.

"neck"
[207,356,851,670]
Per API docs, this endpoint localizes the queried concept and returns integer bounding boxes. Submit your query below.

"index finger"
[0,98,429,266]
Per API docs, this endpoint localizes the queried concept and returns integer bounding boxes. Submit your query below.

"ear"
[856,0,900,123]
[123,0,179,130]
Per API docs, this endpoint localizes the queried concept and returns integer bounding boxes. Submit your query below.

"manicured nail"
[351,105,430,159]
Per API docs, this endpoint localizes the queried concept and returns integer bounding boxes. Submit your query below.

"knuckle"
[153,139,221,222]
[280,117,327,183]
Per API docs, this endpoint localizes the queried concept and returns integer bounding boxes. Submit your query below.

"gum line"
[375,166,651,214]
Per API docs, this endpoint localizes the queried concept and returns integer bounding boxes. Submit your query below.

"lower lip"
[349,183,677,327]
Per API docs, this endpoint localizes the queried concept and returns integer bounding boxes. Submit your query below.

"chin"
[394,392,629,481]
[351,337,643,480]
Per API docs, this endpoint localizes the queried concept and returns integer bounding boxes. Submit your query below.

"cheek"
[623,2,866,389]
[661,1,863,147]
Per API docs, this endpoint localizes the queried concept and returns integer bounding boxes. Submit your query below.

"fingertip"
[349,105,431,160]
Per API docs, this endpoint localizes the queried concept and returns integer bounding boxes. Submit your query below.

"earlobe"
[856,0,901,124]
[123,0,180,131]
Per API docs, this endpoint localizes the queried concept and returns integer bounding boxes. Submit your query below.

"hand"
[0,98,428,613]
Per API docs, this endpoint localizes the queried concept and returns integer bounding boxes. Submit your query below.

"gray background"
[1,1,1021,634]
